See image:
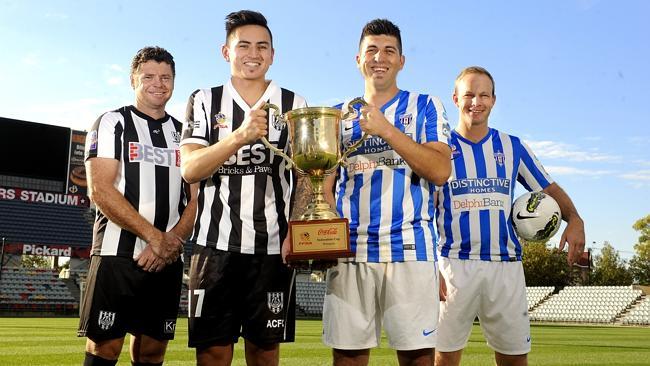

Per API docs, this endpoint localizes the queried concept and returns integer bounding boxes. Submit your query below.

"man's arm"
[359,104,451,185]
[171,182,199,240]
[86,157,181,266]
[181,100,269,184]
[543,182,585,264]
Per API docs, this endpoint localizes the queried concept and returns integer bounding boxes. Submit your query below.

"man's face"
[357,34,404,90]
[453,73,496,127]
[222,24,274,81]
[131,60,174,110]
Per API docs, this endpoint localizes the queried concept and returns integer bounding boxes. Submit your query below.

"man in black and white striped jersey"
[78,46,197,366]
[180,10,311,366]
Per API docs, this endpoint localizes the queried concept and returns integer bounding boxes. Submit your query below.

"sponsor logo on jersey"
[129,142,180,167]
[163,319,176,334]
[450,178,511,195]
[493,150,505,166]
[214,112,228,129]
[88,130,98,151]
[348,135,400,157]
[347,156,407,174]
[98,310,115,330]
[267,292,283,314]
[216,141,282,176]
[452,197,505,210]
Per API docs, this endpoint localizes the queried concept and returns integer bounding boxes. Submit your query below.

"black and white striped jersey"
[181,80,307,255]
[85,105,189,257]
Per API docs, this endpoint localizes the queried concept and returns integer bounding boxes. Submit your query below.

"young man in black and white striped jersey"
[78,46,198,366]
[180,10,311,366]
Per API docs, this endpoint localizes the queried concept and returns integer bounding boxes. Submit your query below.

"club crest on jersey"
[398,113,413,127]
[267,292,283,314]
[271,114,285,131]
[493,151,505,166]
[214,113,228,129]
[450,144,461,160]
[442,122,451,139]
[171,131,181,143]
[98,310,116,330]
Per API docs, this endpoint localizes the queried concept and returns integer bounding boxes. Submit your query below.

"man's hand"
[147,231,185,263]
[134,245,167,272]
[281,236,336,270]
[439,271,448,302]
[235,99,269,145]
[560,217,586,265]
[359,104,394,138]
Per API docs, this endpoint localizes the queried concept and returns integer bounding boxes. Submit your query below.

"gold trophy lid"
[285,106,343,120]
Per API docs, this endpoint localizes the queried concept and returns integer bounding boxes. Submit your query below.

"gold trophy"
[261,98,367,261]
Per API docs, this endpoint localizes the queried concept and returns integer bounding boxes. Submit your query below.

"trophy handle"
[262,103,294,170]
[338,97,369,167]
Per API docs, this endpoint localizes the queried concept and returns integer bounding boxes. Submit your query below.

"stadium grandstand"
[0,116,648,327]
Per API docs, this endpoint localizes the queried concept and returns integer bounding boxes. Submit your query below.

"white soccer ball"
[512,191,562,242]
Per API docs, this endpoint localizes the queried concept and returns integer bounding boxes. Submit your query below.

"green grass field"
[1,318,649,365]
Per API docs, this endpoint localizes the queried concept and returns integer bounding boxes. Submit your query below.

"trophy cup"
[261,98,367,261]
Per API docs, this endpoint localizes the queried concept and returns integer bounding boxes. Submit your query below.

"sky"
[1,0,648,259]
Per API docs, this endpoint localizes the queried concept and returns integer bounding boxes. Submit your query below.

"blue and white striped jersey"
[436,128,553,261]
[334,90,450,263]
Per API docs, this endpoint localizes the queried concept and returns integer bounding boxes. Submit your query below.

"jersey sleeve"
[84,111,123,162]
[423,96,451,146]
[293,93,308,109]
[516,140,554,191]
[180,89,211,147]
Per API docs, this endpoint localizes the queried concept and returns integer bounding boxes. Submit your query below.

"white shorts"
[437,257,531,355]
[322,261,439,351]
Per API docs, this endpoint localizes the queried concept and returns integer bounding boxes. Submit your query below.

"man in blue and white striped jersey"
[434,66,585,366]
[322,18,452,366]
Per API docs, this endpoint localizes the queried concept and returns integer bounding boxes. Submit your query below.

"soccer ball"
[512,191,562,242]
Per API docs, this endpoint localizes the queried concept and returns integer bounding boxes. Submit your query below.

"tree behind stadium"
[523,241,574,286]
[629,214,650,285]
[591,242,633,285]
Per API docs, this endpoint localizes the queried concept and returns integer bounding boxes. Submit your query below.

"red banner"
[0,187,89,207]
[2,243,90,258]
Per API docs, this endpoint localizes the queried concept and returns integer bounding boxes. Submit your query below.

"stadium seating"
[529,286,643,324]
[526,286,554,310]
[620,296,650,325]
[0,200,92,246]
[0,267,78,313]
[295,280,326,317]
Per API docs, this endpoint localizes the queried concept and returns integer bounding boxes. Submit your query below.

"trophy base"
[286,218,353,261]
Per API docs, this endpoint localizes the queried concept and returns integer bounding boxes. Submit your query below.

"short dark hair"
[130,46,175,76]
[225,10,273,45]
[455,66,496,96]
[359,18,402,54]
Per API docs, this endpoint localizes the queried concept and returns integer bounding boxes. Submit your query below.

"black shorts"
[187,246,296,348]
[77,255,183,341]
